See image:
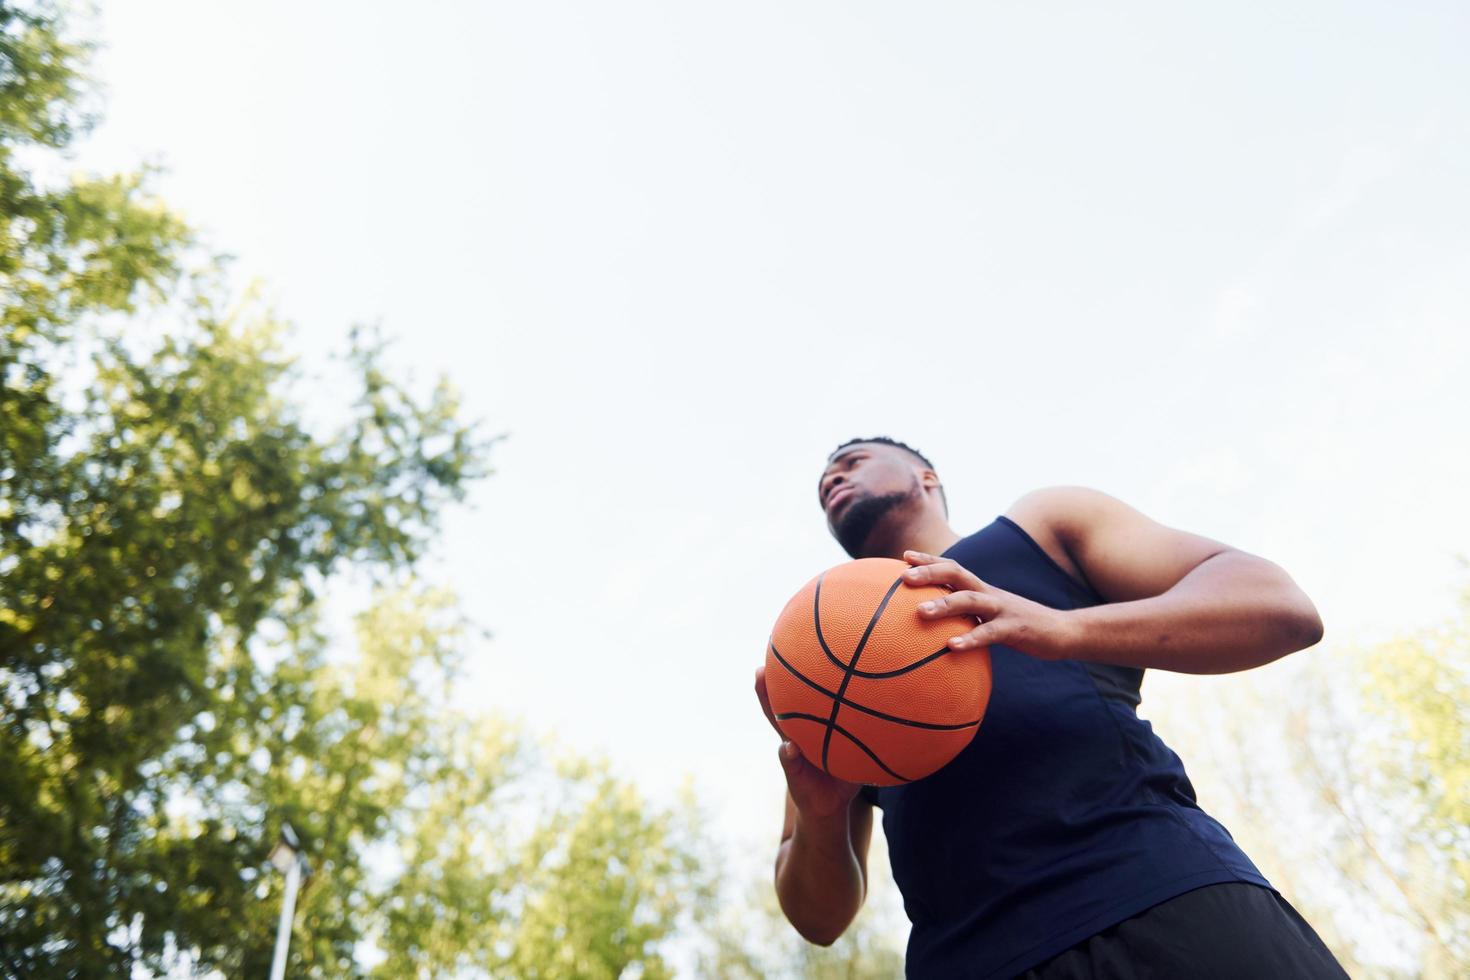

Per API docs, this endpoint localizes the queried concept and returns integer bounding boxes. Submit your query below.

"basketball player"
[753,437,1348,978]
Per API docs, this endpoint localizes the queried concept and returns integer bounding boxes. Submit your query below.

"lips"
[826,486,856,513]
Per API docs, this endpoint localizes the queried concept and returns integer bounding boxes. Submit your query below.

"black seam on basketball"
[813,572,836,769]
[819,574,907,773]
[774,711,912,783]
[812,572,838,673]
[816,621,955,678]
[769,642,981,731]
[845,645,955,679]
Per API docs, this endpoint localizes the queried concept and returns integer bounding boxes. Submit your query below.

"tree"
[2,3,712,976]
[1148,586,1470,979]
[696,835,908,980]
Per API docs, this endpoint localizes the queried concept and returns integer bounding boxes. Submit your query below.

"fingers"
[778,740,819,807]
[944,620,999,650]
[916,590,1000,621]
[907,585,1006,651]
[758,670,820,798]
[779,740,861,816]
[903,552,987,592]
[777,739,806,780]
[916,588,999,651]
[759,670,833,795]
[907,555,998,651]
[754,665,782,734]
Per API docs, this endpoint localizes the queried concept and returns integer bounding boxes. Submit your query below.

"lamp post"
[267,823,311,980]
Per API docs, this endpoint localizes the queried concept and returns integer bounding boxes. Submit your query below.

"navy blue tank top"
[861,517,1269,979]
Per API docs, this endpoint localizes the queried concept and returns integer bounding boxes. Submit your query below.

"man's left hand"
[903,551,1079,661]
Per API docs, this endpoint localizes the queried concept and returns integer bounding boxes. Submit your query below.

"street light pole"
[268,823,310,980]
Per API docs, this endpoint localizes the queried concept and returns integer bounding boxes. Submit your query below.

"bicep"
[1023,487,1232,603]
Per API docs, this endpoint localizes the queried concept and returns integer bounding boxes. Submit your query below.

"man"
[754,437,1348,979]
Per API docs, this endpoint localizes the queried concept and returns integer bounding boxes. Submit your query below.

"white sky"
[73,1,1469,862]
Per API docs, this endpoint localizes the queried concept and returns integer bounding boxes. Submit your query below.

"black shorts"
[1017,882,1350,980]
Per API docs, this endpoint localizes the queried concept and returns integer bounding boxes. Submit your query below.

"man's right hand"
[755,665,862,818]
[756,663,872,946]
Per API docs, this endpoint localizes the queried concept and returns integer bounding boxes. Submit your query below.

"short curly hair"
[827,436,947,516]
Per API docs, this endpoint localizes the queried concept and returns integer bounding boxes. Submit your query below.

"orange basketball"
[764,557,992,786]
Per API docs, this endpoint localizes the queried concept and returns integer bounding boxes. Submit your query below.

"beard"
[832,478,921,558]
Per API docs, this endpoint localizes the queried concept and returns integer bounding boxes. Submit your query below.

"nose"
[820,473,845,505]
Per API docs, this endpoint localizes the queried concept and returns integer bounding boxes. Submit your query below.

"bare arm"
[774,783,873,946]
[905,487,1324,675]
[1062,550,1323,673]
[756,667,873,945]
[1012,487,1323,673]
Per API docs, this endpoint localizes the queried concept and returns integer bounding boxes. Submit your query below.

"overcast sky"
[74,1,1470,856]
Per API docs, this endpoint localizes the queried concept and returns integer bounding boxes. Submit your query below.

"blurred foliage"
[1362,593,1470,894]
[1153,586,1470,979]
[1343,590,1470,977]
[697,837,907,980]
[702,887,906,979]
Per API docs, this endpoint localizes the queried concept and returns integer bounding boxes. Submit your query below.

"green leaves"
[494,763,705,980]
[0,294,485,973]
[1362,607,1470,838]
[0,1,90,150]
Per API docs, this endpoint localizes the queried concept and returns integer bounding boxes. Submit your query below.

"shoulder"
[1004,485,1123,543]
[1004,486,1234,603]
[1000,486,1112,586]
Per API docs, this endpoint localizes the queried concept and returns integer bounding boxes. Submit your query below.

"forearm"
[775,808,865,946]
[1065,551,1324,674]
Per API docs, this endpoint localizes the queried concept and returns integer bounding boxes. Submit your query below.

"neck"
[861,512,960,560]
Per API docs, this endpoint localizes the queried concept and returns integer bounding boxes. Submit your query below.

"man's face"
[818,443,925,557]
